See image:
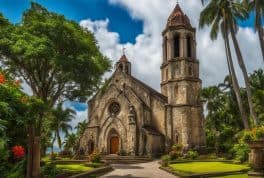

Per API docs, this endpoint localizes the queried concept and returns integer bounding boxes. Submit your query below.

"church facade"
[79,4,205,156]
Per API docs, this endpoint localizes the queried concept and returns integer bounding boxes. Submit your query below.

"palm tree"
[199,0,250,129]
[75,120,87,137]
[243,0,264,62]
[63,133,77,152]
[50,103,76,151]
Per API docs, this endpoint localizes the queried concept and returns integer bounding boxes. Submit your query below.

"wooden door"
[110,136,119,154]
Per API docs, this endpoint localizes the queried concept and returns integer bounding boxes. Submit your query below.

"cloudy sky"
[0,0,263,135]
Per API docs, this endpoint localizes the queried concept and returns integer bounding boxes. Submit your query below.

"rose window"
[108,102,120,115]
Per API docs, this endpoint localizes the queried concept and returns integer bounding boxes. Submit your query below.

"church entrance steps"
[102,155,153,164]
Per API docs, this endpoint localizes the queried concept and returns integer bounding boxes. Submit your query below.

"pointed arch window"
[174,84,178,97]
[187,35,192,58]
[174,34,180,58]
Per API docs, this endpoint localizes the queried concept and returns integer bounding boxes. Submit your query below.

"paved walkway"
[100,160,178,178]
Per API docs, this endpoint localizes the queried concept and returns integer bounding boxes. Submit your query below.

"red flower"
[12,145,25,158]
[0,73,5,84]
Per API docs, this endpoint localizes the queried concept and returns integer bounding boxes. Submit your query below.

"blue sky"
[0,0,143,43]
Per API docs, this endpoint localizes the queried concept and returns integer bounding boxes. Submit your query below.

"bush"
[118,149,127,156]
[186,150,198,159]
[161,155,170,167]
[169,150,181,160]
[171,144,183,152]
[90,151,101,163]
[41,163,62,178]
[6,159,26,178]
[232,142,249,163]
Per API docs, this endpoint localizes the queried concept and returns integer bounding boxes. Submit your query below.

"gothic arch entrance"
[88,140,94,154]
[108,129,120,154]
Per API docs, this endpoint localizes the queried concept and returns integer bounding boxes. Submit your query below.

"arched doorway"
[108,129,120,154]
[110,136,119,154]
[88,140,94,154]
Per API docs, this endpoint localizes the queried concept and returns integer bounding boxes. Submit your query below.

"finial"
[122,46,126,55]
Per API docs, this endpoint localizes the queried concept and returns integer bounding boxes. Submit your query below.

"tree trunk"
[224,28,250,129]
[257,26,264,63]
[27,127,34,178]
[32,137,41,178]
[230,27,259,126]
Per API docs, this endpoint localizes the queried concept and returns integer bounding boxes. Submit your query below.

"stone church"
[80,4,205,156]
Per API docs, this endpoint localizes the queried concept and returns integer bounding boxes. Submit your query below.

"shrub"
[171,144,183,152]
[6,159,26,178]
[118,149,127,156]
[232,142,250,163]
[169,150,181,160]
[186,150,198,159]
[161,155,170,167]
[41,163,62,178]
[90,151,101,163]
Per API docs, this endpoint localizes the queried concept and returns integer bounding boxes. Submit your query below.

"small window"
[166,69,168,80]
[174,34,180,58]
[187,35,192,58]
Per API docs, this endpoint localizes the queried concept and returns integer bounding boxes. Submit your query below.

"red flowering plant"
[242,126,264,142]
[12,145,25,159]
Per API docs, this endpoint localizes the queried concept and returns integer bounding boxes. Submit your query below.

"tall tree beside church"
[0,3,111,178]
[50,103,75,151]
[199,0,250,129]
[243,0,264,63]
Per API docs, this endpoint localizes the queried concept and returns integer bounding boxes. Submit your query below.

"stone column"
[128,106,136,156]
[168,33,174,60]
[180,33,186,58]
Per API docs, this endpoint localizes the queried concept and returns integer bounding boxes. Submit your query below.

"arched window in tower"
[174,34,180,58]
[118,64,123,72]
[164,37,168,61]
[187,35,192,58]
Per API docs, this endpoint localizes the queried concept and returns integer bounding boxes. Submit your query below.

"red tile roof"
[167,4,192,28]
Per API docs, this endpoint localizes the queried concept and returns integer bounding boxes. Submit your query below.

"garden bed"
[160,161,250,177]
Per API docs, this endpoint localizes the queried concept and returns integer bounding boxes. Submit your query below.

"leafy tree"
[50,103,75,151]
[75,120,88,137]
[199,0,250,129]
[0,3,111,177]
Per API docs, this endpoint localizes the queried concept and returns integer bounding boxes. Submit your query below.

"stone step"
[102,155,153,164]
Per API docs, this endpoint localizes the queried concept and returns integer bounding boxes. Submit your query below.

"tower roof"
[166,4,192,28]
[119,54,129,62]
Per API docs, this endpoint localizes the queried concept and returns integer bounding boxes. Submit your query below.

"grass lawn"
[169,162,250,176]
[213,174,248,178]
[56,163,93,173]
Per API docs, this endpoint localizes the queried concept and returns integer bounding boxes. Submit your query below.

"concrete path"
[100,160,178,178]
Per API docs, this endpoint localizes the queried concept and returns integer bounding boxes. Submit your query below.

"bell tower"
[161,4,199,105]
[161,3,205,150]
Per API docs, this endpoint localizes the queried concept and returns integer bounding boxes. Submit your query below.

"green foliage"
[89,151,102,163]
[0,2,111,105]
[63,133,77,152]
[161,155,170,167]
[6,159,26,178]
[169,150,181,160]
[231,142,249,163]
[171,144,183,152]
[41,163,62,178]
[186,150,199,160]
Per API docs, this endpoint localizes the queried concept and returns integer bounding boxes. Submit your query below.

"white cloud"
[80,0,263,90]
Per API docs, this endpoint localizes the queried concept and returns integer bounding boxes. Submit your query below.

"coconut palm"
[63,133,77,152]
[50,103,76,151]
[199,0,250,128]
[243,0,264,62]
[75,120,87,137]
